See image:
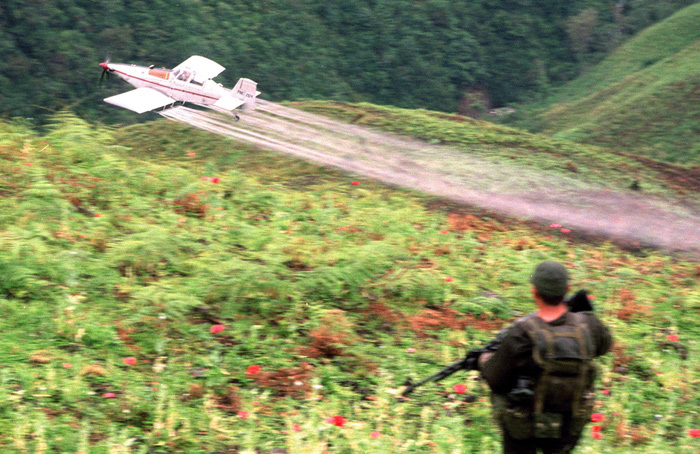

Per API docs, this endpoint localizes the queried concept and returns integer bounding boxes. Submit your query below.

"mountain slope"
[1,113,699,452]
[510,2,700,164]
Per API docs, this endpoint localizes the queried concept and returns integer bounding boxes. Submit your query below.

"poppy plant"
[293,423,302,432]
[406,348,416,353]
[210,324,225,334]
[453,384,467,394]
[246,365,261,375]
[666,334,679,342]
[351,181,360,185]
[187,152,196,157]
[238,411,249,419]
[327,415,346,427]
[688,429,700,438]
[103,392,116,398]
[561,228,571,233]
[591,413,605,423]
[592,432,602,439]
[122,357,137,366]
[549,224,562,228]
[444,277,454,282]
[370,431,381,439]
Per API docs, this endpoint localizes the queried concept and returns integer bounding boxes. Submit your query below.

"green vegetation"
[1,112,698,453]
[503,3,700,165]
[0,0,694,123]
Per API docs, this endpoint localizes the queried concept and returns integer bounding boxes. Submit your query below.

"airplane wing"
[104,87,175,113]
[174,56,225,82]
[213,95,245,111]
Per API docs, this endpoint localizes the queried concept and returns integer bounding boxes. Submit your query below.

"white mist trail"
[160,103,700,257]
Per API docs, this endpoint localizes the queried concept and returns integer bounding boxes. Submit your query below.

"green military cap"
[530,261,568,297]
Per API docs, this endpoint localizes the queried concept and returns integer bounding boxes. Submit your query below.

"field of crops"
[0,112,698,453]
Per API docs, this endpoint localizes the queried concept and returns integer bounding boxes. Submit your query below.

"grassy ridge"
[503,2,700,164]
[0,113,699,453]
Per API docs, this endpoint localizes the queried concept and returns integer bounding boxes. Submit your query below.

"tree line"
[0,0,695,123]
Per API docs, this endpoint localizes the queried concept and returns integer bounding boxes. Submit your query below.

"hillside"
[1,112,699,452]
[505,2,700,164]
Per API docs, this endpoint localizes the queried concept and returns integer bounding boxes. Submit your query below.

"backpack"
[498,312,597,440]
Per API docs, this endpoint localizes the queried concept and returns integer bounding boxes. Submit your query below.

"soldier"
[478,261,612,454]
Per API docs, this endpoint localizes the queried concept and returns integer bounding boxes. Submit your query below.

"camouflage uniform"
[481,309,612,454]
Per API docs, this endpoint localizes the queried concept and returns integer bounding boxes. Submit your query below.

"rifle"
[400,289,593,398]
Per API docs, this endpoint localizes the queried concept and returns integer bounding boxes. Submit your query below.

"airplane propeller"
[99,61,113,85]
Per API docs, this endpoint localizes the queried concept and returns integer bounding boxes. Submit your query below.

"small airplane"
[99,55,259,119]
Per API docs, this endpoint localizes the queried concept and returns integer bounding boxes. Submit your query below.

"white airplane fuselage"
[100,62,230,108]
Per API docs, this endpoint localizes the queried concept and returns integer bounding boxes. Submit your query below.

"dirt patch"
[213,385,243,413]
[173,192,209,219]
[614,289,651,321]
[253,363,313,398]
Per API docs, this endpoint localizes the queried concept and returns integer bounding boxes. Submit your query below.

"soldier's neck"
[536,303,568,322]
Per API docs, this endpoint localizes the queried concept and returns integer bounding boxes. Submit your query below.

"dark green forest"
[0,0,695,123]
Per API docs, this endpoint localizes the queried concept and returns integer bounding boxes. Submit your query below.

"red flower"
[62,363,73,369]
[592,432,602,439]
[549,224,562,228]
[210,324,225,334]
[292,423,302,432]
[102,392,116,398]
[591,413,605,423]
[23,162,32,167]
[187,152,196,157]
[406,348,416,353]
[246,365,261,375]
[211,177,221,183]
[201,176,211,181]
[238,411,249,419]
[439,230,450,234]
[601,389,610,395]
[370,431,381,439]
[666,334,679,342]
[561,228,571,234]
[688,429,700,438]
[591,425,602,432]
[444,277,454,282]
[122,357,137,366]
[93,213,102,218]
[453,384,467,394]
[351,181,360,185]
[327,415,346,427]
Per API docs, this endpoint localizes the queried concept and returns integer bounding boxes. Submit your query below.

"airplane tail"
[232,78,260,110]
